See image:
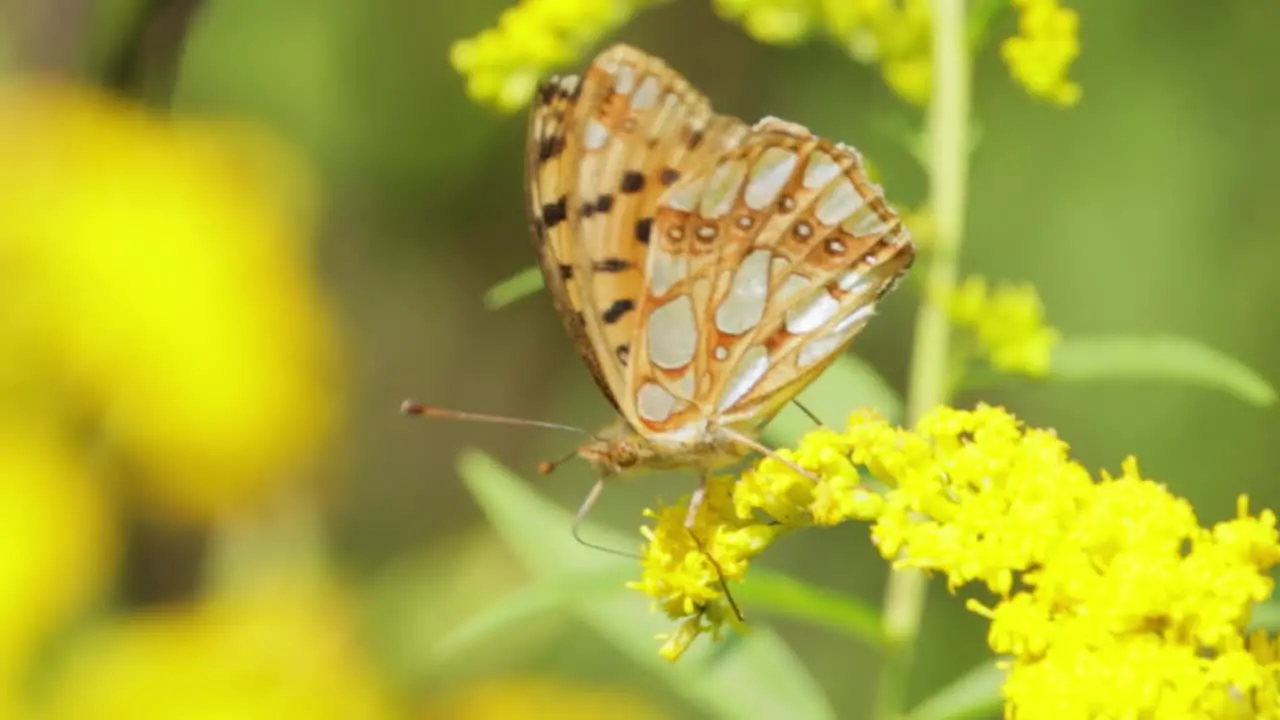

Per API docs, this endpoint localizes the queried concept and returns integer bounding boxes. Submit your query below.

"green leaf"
[1051,335,1277,407]
[431,568,636,661]
[967,0,1011,51]
[763,353,903,448]
[1247,600,1280,632]
[909,661,1006,720]
[484,265,544,310]
[457,450,836,720]
[735,568,886,648]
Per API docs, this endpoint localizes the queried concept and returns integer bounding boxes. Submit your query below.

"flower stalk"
[876,0,973,717]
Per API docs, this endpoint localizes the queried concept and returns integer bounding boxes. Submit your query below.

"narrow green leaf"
[457,450,836,720]
[431,568,635,660]
[736,568,886,648]
[764,353,903,448]
[909,661,1006,720]
[1051,335,1277,407]
[483,265,544,310]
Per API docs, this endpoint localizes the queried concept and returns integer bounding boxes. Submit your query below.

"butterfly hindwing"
[626,118,915,436]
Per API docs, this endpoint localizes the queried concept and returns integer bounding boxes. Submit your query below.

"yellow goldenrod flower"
[0,80,340,519]
[451,0,671,111]
[1002,0,1083,106]
[41,584,400,720]
[632,405,1280,717]
[946,275,1059,377]
[626,473,761,660]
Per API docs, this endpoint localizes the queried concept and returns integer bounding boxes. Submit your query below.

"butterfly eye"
[616,446,639,468]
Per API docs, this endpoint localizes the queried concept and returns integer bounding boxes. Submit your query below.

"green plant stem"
[875,0,972,718]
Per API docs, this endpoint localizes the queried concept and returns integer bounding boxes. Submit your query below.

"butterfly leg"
[570,478,640,559]
[717,426,821,483]
[792,399,824,427]
[684,473,745,622]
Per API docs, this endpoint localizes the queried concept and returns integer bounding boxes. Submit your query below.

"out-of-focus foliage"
[42,584,399,720]
[0,0,1277,717]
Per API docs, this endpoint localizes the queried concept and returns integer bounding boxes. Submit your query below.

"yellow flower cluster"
[453,1,1081,111]
[632,405,1280,717]
[713,0,820,46]
[0,79,341,713]
[818,0,934,105]
[450,0,670,111]
[1001,0,1083,107]
[947,275,1059,378]
[0,80,339,520]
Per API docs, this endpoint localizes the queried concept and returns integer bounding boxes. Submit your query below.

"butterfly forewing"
[569,48,750,405]
[526,73,625,408]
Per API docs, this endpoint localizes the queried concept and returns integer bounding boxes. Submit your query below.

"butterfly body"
[525,45,915,488]
[575,416,752,478]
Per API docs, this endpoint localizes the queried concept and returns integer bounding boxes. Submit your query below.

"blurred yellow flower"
[820,0,934,105]
[0,423,117,711]
[632,405,1280,717]
[451,0,671,111]
[450,0,1080,110]
[453,1,1082,110]
[1002,0,1082,106]
[714,0,819,45]
[426,676,665,720]
[0,79,340,519]
[947,275,1059,377]
[42,585,400,720]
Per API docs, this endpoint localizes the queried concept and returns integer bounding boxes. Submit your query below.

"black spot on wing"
[537,135,564,163]
[620,171,645,193]
[602,299,635,324]
[541,196,567,228]
[635,217,653,245]
[592,258,632,273]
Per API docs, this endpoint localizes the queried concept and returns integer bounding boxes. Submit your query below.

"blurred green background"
[2,0,1278,718]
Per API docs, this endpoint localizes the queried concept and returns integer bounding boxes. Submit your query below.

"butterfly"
[523,44,915,529]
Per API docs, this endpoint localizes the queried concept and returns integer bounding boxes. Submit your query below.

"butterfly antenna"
[537,447,580,476]
[718,425,820,483]
[400,399,587,434]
